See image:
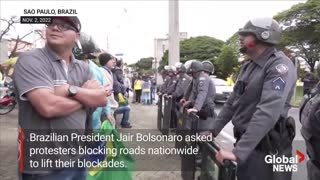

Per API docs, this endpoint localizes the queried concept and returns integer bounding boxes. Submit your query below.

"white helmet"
[184,59,197,73]
[238,17,281,45]
[168,65,176,72]
[174,62,183,69]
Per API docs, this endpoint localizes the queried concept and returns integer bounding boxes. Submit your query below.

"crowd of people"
[132,75,157,105]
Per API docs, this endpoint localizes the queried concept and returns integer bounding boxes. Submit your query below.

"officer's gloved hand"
[216,149,236,165]
[199,130,213,137]
[199,131,214,140]
[182,101,191,108]
[187,108,198,114]
[180,98,186,104]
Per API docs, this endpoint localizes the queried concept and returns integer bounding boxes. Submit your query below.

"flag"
[86,120,135,180]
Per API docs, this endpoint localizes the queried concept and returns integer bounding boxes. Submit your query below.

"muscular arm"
[73,62,108,107]
[54,82,108,108]
[26,80,107,118]
[27,88,83,118]
[74,88,107,107]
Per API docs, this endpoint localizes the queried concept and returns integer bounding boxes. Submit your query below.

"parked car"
[211,77,234,103]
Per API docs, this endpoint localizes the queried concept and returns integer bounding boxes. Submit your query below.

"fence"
[158,98,237,180]
[157,95,173,135]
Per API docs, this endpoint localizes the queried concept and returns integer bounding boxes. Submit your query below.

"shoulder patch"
[272,77,286,91]
[275,64,289,75]
[199,81,204,87]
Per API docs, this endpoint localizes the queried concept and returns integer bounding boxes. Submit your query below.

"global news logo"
[265,150,305,172]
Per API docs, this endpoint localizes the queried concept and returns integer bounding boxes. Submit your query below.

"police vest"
[300,83,320,139]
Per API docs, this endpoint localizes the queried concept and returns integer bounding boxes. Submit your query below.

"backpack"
[300,83,320,138]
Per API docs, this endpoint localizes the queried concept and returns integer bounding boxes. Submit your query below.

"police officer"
[169,64,192,100]
[201,60,216,108]
[158,65,170,96]
[202,60,214,75]
[161,66,178,96]
[167,63,192,129]
[301,62,320,180]
[112,58,127,100]
[210,17,297,180]
[180,60,197,106]
[179,60,215,180]
[112,58,124,84]
[302,72,318,95]
[186,61,216,131]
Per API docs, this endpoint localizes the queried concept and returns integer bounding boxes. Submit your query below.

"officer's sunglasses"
[46,20,77,32]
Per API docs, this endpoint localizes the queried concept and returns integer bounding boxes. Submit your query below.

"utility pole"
[168,0,180,66]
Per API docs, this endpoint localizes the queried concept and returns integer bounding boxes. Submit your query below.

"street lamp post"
[153,59,158,84]
[168,0,180,66]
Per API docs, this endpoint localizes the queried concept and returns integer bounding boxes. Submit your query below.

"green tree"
[136,57,153,70]
[158,50,169,73]
[225,33,241,53]
[158,36,224,73]
[180,36,224,62]
[274,0,320,72]
[130,57,154,75]
[215,46,239,79]
[73,32,99,60]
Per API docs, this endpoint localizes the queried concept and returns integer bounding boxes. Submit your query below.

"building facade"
[153,32,188,83]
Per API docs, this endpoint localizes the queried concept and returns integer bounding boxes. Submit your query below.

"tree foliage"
[180,36,224,62]
[225,33,242,57]
[274,0,320,72]
[158,36,224,73]
[131,57,154,75]
[0,16,19,41]
[215,45,239,79]
[80,32,99,56]
[73,32,99,60]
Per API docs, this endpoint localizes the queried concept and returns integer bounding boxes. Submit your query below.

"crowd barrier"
[157,95,173,135]
[158,99,237,180]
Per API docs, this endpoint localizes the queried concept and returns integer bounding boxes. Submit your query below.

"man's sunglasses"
[46,21,77,32]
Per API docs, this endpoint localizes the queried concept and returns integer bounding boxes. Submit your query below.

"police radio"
[72,40,84,60]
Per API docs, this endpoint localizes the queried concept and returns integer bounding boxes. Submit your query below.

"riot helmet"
[190,61,203,74]
[202,60,214,74]
[238,17,281,53]
[238,17,281,45]
[179,65,187,73]
[184,59,197,74]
